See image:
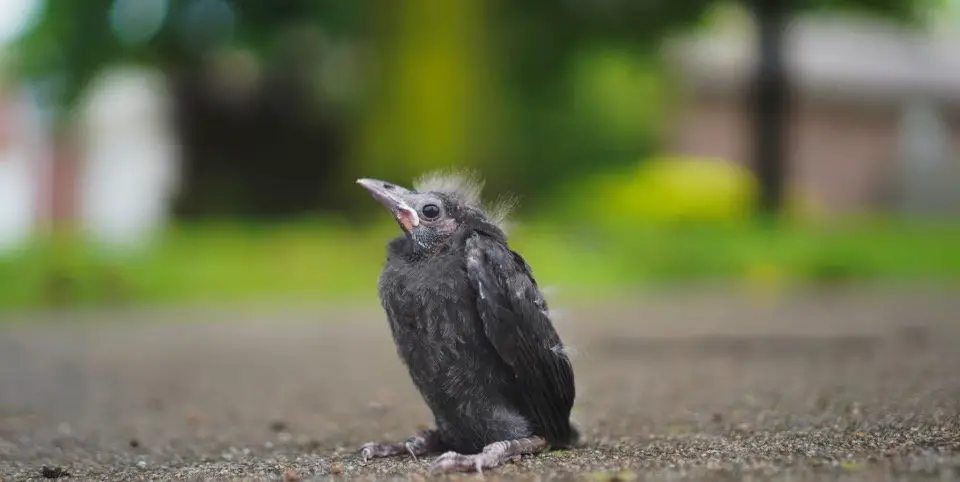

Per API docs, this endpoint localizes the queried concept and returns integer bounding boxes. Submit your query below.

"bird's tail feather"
[568,418,583,447]
[547,418,583,450]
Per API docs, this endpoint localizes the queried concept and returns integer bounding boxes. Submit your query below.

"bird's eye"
[421,204,441,220]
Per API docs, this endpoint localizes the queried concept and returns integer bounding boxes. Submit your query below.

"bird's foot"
[358,441,405,462]
[430,436,547,474]
[402,432,436,461]
[358,430,441,462]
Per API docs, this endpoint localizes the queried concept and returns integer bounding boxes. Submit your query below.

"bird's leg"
[430,436,548,474]
[358,429,444,462]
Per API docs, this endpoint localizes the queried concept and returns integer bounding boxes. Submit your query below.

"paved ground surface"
[0,288,958,481]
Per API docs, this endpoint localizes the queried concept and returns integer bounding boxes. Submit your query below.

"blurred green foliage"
[12,0,364,118]
[0,0,948,314]
[1,219,958,312]
[572,156,759,228]
[558,154,823,231]
[8,0,935,205]
[357,0,494,184]
[568,49,672,147]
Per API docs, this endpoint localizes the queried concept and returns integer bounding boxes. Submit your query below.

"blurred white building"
[663,12,960,216]
[75,64,181,254]
[0,79,52,255]
[0,1,183,256]
[0,0,47,255]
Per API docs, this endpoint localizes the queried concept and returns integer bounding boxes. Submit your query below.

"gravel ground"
[0,288,958,481]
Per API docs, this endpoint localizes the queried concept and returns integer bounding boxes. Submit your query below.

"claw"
[430,451,459,473]
[357,443,374,463]
[358,430,442,464]
[430,450,491,474]
[405,441,419,461]
[357,441,402,463]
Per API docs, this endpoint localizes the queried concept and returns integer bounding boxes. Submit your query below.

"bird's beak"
[356,178,421,231]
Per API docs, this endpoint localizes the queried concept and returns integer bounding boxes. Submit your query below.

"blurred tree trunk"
[749,0,790,220]
[358,0,496,184]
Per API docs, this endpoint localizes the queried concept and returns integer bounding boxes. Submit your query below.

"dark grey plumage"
[355,172,578,473]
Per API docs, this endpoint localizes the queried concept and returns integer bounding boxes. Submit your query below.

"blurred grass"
[1,218,958,312]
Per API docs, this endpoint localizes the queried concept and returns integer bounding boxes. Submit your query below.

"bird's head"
[357,170,514,254]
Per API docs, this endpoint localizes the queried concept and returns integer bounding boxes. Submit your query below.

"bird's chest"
[378,257,481,374]
[379,254,467,322]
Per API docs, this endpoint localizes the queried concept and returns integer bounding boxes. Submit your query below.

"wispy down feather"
[414,169,518,232]
[414,169,484,206]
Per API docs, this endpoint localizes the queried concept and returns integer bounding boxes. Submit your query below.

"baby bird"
[355,171,579,473]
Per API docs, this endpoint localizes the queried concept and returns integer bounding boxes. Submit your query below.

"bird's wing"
[465,233,576,443]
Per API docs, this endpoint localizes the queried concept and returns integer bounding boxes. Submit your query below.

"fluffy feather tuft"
[414,169,485,206]
[413,169,517,232]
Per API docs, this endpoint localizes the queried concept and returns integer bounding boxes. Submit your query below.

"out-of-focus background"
[0,0,957,310]
[2,3,960,480]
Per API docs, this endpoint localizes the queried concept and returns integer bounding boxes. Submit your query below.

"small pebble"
[282,468,300,482]
[40,466,69,479]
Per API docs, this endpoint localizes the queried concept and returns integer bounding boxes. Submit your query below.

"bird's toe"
[430,451,475,473]
[430,449,509,473]
[357,443,375,462]
[357,441,401,462]
[404,441,419,461]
